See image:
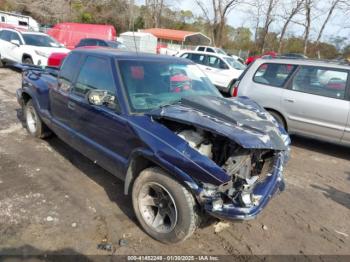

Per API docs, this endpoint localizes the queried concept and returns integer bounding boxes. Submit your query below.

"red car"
[47,46,105,67]
[245,51,277,65]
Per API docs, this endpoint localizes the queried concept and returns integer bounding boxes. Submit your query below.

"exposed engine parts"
[176,127,275,208]
[177,129,213,159]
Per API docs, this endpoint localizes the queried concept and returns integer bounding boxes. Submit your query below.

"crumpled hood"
[148,95,289,151]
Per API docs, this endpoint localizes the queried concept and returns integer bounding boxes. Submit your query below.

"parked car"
[177,50,245,93]
[47,22,117,49]
[195,45,227,55]
[245,51,277,65]
[75,38,126,49]
[232,58,350,146]
[231,54,245,65]
[0,28,70,66]
[47,52,68,67]
[16,49,290,243]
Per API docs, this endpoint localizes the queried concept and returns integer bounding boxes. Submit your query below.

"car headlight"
[35,50,50,58]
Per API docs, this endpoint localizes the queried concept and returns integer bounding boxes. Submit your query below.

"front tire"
[132,167,199,244]
[24,100,50,138]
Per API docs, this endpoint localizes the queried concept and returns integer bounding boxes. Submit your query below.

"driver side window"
[10,32,21,44]
[73,56,116,96]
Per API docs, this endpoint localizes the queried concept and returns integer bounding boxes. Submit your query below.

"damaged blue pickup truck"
[17,49,290,243]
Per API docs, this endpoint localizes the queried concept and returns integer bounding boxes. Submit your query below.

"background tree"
[195,0,240,47]
[277,0,304,54]
[315,0,342,58]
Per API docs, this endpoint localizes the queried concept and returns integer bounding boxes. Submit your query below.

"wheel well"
[22,54,32,62]
[22,92,32,105]
[265,108,288,131]
[124,155,156,195]
[124,155,200,201]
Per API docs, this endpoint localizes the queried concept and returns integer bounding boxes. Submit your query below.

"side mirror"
[10,39,20,46]
[87,90,116,108]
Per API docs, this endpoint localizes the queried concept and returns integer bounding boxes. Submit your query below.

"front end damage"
[149,96,291,221]
[175,126,287,220]
[201,150,287,220]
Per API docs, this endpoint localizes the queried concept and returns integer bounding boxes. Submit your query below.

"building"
[140,28,211,54]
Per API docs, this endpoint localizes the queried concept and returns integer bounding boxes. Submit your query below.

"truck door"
[49,52,82,141]
[67,55,129,179]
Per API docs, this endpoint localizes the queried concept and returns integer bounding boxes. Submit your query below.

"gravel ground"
[0,68,349,256]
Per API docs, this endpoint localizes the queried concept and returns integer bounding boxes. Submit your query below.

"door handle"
[206,67,212,70]
[68,101,76,110]
[284,98,295,103]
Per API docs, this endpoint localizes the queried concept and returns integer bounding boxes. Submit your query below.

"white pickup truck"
[0,28,70,66]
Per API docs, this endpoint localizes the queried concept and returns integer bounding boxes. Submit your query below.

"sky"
[138,0,350,46]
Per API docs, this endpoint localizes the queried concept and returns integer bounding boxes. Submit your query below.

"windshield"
[23,34,62,48]
[118,60,222,113]
[224,57,246,70]
[108,41,127,49]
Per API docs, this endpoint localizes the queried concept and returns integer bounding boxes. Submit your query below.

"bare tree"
[195,0,240,47]
[315,0,342,58]
[277,0,304,53]
[303,0,312,55]
[145,0,165,28]
[258,0,278,53]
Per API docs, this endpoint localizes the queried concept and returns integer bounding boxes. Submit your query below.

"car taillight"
[231,81,240,97]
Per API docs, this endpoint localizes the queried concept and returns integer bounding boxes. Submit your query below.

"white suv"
[0,29,70,66]
[178,50,245,93]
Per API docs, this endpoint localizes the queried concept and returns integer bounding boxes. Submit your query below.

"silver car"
[233,58,350,146]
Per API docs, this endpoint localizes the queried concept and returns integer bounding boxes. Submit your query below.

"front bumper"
[204,151,286,220]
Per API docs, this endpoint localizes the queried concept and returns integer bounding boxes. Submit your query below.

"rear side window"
[190,54,206,65]
[292,66,348,99]
[60,53,81,83]
[253,63,296,87]
[73,56,115,96]
[197,47,205,51]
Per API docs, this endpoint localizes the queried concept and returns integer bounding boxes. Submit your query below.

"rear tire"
[24,100,51,138]
[268,110,287,130]
[132,167,199,244]
[23,57,33,65]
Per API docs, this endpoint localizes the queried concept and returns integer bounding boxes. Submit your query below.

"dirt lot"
[0,68,349,256]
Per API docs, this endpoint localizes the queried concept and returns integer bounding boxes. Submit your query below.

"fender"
[124,148,201,196]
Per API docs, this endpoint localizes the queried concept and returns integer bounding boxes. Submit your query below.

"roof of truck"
[72,48,190,63]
